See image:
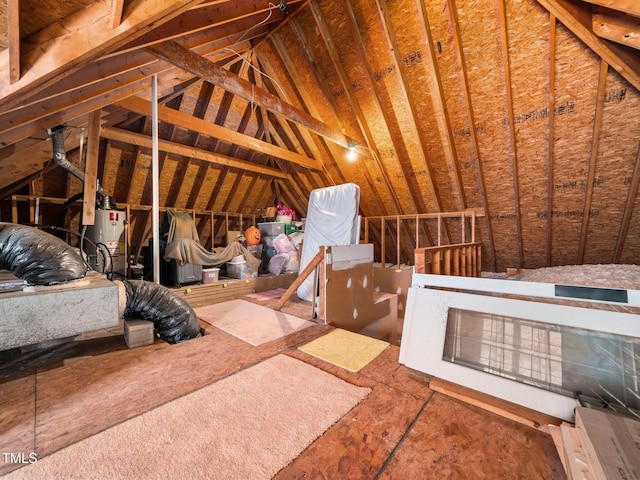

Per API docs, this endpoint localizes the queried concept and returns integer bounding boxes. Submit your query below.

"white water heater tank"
[86,209,126,278]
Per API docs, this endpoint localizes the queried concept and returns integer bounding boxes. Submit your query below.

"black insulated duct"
[120,280,201,344]
[0,223,87,285]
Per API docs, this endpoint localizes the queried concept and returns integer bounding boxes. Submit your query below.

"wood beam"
[146,40,356,150]
[309,0,402,216]
[120,2,300,52]
[496,0,525,268]
[592,6,640,51]
[7,0,20,84]
[547,15,558,266]
[283,21,385,216]
[112,0,126,28]
[376,0,445,214]
[253,46,340,187]
[375,0,451,253]
[577,60,608,264]
[578,0,640,17]
[446,0,497,271]
[0,0,207,110]
[83,111,102,225]
[613,142,640,262]
[536,0,640,91]
[116,96,321,170]
[415,0,467,209]
[101,127,287,178]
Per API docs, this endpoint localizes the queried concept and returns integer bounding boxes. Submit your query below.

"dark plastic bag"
[0,223,87,285]
[121,279,200,344]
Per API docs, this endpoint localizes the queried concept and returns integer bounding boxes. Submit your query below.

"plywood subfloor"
[0,293,565,479]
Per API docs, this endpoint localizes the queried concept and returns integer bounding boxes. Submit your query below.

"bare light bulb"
[346,143,357,161]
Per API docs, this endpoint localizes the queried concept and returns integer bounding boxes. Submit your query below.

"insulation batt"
[0,222,87,285]
[121,279,200,344]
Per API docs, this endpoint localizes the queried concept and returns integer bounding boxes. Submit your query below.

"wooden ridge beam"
[100,127,287,178]
[116,96,321,170]
[146,40,356,150]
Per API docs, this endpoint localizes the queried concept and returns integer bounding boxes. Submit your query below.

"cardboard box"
[575,406,640,480]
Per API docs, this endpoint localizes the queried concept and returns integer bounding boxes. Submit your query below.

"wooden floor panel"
[0,291,566,479]
[377,393,566,479]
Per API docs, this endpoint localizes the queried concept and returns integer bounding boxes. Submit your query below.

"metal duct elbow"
[48,124,87,182]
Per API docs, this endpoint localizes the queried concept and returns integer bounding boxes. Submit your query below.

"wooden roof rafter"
[375,0,446,215]
[592,6,640,51]
[253,42,342,187]
[7,0,19,84]
[181,80,216,210]
[577,59,608,264]
[374,0,450,250]
[613,141,640,263]
[0,0,208,110]
[496,0,525,269]
[308,0,404,218]
[114,95,321,170]
[536,0,640,91]
[146,39,357,150]
[413,0,468,210]
[115,1,305,54]
[100,127,287,178]
[446,0,497,271]
[579,0,640,17]
[546,14,558,266]
[283,20,386,216]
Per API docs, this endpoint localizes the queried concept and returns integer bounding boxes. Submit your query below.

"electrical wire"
[233,3,277,46]
[219,2,288,98]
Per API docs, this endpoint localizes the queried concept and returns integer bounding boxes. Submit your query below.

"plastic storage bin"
[226,260,257,279]
[257,222,285,236]
[202,267,220,284]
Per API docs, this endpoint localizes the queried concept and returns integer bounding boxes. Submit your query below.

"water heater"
[85,209,127,278]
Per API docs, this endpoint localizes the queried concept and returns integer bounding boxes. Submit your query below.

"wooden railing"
[414,242,482,277]
[363,208,485,268]
[9,195,260,265]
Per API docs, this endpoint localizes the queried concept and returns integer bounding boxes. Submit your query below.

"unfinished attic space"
[2,0,640,478]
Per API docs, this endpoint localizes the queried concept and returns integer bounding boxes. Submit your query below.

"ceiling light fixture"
[346,142,358,162]
[276,1,288,11]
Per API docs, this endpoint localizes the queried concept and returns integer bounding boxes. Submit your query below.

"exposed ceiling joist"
[116,95,321,170]
[100,126,288,178]
[146,40,356,150]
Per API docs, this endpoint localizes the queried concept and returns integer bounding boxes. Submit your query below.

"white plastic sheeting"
[296,183,360,302]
